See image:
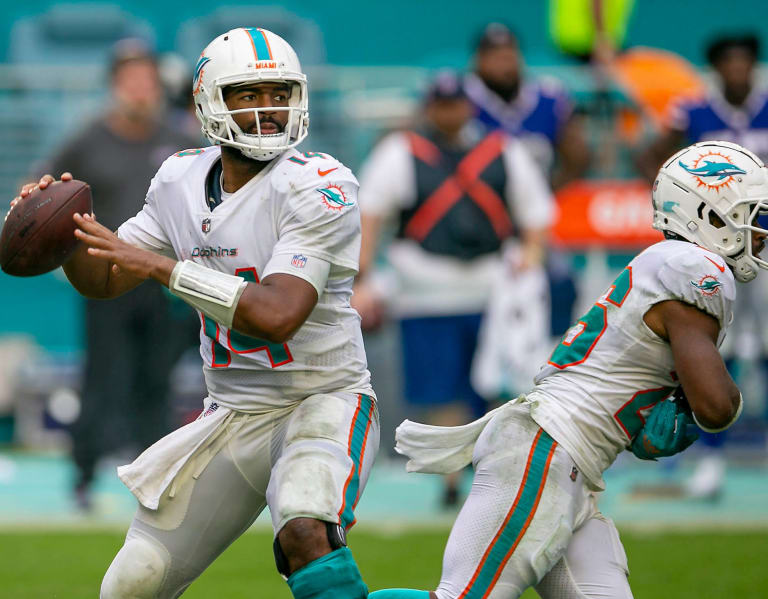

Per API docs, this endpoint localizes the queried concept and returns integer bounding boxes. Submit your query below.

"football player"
[368,140,768,598]
[15,28,377,599]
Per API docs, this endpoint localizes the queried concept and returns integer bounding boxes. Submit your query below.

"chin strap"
[732,254,758,282]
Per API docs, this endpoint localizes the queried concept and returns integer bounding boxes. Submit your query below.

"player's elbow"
[264,313,301,344]
[693,388,742,431]
[237,308,299,344]
[259,324,294,344]
[68,277,114,300]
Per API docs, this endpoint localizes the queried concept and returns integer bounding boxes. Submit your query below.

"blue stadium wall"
[0,0,765,354]
[0,1,766,68]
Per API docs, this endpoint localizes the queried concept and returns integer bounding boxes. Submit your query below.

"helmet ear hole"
[707,210,726,229]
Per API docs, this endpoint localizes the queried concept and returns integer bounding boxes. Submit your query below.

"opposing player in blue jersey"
[14,28,377,599]
[639,34,768,171]
[464,23,590,188]
[369,140,768,598]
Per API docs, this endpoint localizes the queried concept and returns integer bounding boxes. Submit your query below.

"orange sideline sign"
[552,180,664,249]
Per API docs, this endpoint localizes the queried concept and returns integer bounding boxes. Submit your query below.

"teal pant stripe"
[340,394,374,529]
[368,590,431,598]
[245,27,272,60]
[463,430,556,599]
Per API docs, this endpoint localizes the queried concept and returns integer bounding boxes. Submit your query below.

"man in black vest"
[353,71,553,506]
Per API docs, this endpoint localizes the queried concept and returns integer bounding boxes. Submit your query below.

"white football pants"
[434,404,631,599]
[101,391,379,598]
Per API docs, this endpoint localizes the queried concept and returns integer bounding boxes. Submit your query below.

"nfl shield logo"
[201,218,211,233]
[291,254,307,269]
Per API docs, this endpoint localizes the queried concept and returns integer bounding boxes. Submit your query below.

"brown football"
[0,180,92,276]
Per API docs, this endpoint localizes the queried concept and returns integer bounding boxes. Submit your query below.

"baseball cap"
[109,38,157,78]
[475,23,518,52]
[425,70,467,102]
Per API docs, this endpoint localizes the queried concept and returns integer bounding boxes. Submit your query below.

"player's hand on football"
[629,398,699,461]
[73,213,173,283]
[11,172,73,210]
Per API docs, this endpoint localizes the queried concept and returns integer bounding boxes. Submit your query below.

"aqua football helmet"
[193,28,309,161]
[653,140,768,282]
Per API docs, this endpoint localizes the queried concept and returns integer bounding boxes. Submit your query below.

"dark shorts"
[399,313,487,417]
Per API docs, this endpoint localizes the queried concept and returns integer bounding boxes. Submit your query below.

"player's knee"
[267,442,347,527]
[100,536,170,599]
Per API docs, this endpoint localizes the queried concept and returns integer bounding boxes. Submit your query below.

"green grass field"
[2,527,767,598]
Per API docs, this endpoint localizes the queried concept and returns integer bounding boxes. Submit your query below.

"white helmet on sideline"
[192,28,309,161]
[653,140,768,282]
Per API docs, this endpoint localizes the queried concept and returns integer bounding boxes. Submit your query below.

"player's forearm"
[62,243,116,299]
[674,341,742,430]
[232,282,309,343]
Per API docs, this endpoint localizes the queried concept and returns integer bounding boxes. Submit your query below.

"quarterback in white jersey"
[119,145,372,410]
[370,140,768,599]
[16,28,377,599]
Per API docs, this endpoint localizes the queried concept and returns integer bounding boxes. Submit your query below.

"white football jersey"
[118,146,373,410]
[528,240,735,490]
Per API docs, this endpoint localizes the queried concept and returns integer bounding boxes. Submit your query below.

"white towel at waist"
[117,400,237,510]
[395,397,523,474]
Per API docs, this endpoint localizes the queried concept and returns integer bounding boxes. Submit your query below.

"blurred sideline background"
[0,1,767,596]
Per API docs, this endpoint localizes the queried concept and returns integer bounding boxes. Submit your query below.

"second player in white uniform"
[18,28,377,599]
[370,140,768,599]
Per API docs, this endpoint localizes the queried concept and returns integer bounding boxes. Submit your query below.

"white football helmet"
[192,28,309,161]
[653,140,768,282]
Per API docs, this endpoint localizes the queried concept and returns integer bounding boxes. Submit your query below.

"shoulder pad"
[274,150,358,194]
[156,146,220,183]
[657,243,735,326]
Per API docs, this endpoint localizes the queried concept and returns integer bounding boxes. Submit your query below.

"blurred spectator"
[637,34,768,174]
[37,39,200,509]
[465,23,583,342]
[464,23,590,189]
[353,71,554,506]
[637,33,768,500]
[158,52,205,141]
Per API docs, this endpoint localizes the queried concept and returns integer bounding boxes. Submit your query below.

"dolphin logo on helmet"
[679,160,747,180]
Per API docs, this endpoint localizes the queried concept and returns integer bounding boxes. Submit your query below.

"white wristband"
[693,392,743,433]
[169,260,248,328]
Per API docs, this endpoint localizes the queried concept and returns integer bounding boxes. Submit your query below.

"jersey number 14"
[201,267,293,368]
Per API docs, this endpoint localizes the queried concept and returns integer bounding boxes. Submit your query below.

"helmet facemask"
[199,76,308,161]
[724,197,768,281]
